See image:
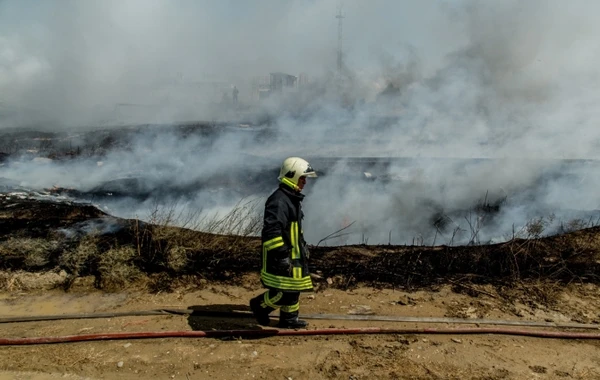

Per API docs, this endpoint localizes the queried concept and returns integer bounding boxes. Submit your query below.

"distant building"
[269,72,297,92]
[297,73,309,86]
[253,72,301,101]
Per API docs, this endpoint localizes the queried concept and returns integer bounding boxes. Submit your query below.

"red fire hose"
[2,327,600,345]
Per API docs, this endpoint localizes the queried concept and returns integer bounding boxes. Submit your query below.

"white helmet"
[278,157,317,191]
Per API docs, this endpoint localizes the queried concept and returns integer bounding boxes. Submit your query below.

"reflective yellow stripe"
[280,303,300,313]
[263,291,283,308]
[296,222,300,259]
[263,236,284,250]
[262,236,284,272]
[293,267,302,279]
[264,236,283,244]
[280,177,299,192]
[261,272,312,286]
[264,240,284,252]
[290,222,300,259]
[261,272,312,285]
[288,223,294,257]
[260,271,313,291]
[261,280,312,291]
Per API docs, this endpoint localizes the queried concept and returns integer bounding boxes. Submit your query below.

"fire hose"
[1,308,600,345]
[2,327,600,345]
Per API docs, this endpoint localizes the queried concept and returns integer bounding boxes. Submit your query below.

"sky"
[2,0,600,245]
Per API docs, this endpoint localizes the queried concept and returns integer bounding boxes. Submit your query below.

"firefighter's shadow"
[186,304,264,332]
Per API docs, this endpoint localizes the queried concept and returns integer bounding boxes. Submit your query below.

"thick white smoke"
[2,0,600,245]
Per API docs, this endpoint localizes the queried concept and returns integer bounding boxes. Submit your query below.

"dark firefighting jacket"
[260,185,313,292]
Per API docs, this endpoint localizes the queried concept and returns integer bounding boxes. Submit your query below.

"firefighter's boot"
[278,311,308,329]
[249,295,274,326]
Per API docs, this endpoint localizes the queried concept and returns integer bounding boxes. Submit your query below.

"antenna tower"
[335,3,344,73]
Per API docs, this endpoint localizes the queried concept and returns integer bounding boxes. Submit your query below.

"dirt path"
[0,277,600,380]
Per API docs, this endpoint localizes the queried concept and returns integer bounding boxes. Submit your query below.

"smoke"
[0,0,339,127]
[2,0,600,245]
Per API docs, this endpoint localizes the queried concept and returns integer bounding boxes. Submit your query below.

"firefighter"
[249,157,317,328]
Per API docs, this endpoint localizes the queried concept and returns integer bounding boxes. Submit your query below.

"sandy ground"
[1,275,600,380]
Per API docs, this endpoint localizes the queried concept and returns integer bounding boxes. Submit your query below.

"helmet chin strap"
[281,177,301,192]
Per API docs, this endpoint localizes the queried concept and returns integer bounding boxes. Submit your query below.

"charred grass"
[1,197,600,301]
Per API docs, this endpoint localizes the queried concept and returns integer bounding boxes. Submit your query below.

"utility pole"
[335,3,344,74]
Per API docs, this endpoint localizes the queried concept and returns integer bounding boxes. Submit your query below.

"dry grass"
[496,279,564,309]
[201,198,263,236]
[0,270,67,291]
[0,199,263,291]
[559,218,598,234]
[96,246,143,291]
[0,237,60,268]
[137,199,263,280]
[60,237,98,272]
[165,246,188,272]
[58,236,100,289]
[146,197,262,238]
[16,200,262,291]
[521,215,554,239]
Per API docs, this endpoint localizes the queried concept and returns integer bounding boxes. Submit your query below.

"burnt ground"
[2,193,600,294]
[2,194,600,379]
